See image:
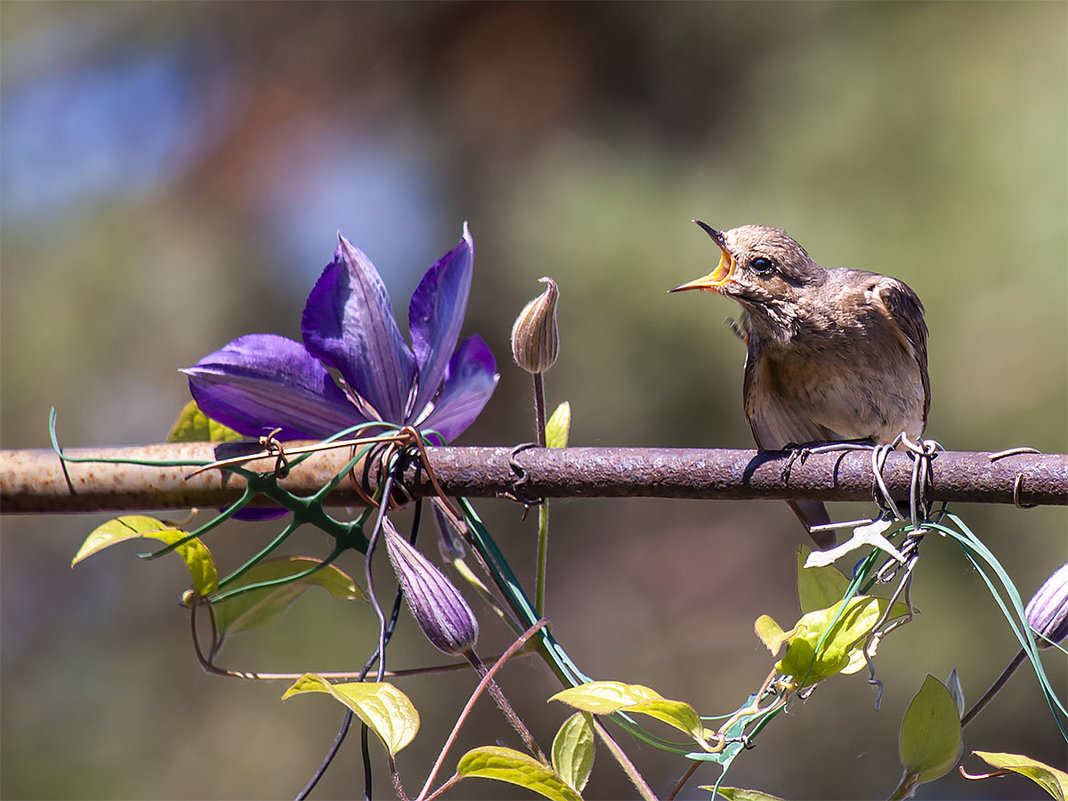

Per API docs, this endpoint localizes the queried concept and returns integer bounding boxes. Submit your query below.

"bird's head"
[670,222,825,339]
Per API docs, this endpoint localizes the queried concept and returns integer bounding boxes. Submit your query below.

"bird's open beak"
[668,221,734,292]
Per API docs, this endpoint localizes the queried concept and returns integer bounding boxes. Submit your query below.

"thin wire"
[295,711,352,801]
[296,453,417,801]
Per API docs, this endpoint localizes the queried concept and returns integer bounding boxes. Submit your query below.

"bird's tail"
[788,499,836,550]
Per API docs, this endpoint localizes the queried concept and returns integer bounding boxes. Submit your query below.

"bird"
[670,222,930,549]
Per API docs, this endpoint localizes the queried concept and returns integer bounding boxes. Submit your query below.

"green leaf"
[457,746,582,801]
[797,545,851,613]
[73,515,177,565]
[899,675,962,783]
[550,680,661,714]
[626,698,706,744]
[549,681,705,745]
[776,596,884,685]
[840,636,875,676]
[706,788,788,801]
[972,751,1068,801]
[167,400,245,443]
[545,401,571,449]
[212,557,365,640]
[282,674,418,756]
[551,712,595,793]
[754,614,795,656]
[72,515,218,595]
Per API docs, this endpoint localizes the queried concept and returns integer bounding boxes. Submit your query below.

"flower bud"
[1025,562,1068,648]
[511,277,559,374]
[382,518,478,656]
[432,502,466,562]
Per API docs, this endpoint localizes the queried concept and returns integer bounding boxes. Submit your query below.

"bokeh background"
[2,3,1065,799]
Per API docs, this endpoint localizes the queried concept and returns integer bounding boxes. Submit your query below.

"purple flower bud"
[382,518,478,656]
[432,502,466,563]
[1025,562,1068,648]
[511,277,559,374]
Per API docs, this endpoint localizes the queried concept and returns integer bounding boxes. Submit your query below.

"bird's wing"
[743,347,838,546]
[743,350,843,450]
[872,277,931,427]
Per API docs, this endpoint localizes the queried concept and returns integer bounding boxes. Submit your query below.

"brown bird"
[670,222,930,548]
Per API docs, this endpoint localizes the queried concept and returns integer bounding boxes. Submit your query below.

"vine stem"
[532,371,549,615]
[961,648,1028,728]
[667,761,701,801]
[535,503,549,616]
[467,650,547,763]
[591,717,658,801]
[414,620,548,801]
[296,710,352,801]
[532,372,547,448]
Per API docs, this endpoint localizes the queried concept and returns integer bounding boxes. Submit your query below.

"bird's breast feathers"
[744,294,928,447]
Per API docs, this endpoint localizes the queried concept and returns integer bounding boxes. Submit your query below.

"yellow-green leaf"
[282,674,418,755]
[840,605,910,676]
[457,746,582,801]
[545,401,571,449]
[73,515,218,595]
[549,681,704,745]
[550,681,661,714]
[899,675,962,783]
[841,635,876,675]
[754,614,796,655]
[167,400,245,443]
[212,557,365,640]
[551,712,595,794]
[73,515,176,565]
[972,751,1068,801]
[705,788,788,801]
[776,596,884,685]
[629,698,706,745]
[797,545,851,613]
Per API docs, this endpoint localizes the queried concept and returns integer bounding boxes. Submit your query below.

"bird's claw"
[782,438,873,481]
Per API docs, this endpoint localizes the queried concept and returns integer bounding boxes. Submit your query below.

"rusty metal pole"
[1,444,1064,514]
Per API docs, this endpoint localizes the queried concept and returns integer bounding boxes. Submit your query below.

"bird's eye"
[751,257,775,274]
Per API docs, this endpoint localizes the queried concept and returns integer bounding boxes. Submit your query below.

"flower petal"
[232,507,291,522]
[421,334,498,443]
[182,334,361,440]
[408,224,474,421]
[302,236,415,423]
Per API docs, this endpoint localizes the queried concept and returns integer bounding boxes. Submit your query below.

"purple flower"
[182,225,498,446]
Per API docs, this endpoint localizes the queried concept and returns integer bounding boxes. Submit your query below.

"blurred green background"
[2,3,1065,799]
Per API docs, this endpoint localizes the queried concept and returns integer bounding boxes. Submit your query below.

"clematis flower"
[182,224,498,446]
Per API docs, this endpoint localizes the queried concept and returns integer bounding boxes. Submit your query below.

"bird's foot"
[782,438,874,482]
[788,438,877,457]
